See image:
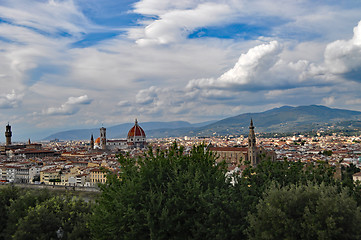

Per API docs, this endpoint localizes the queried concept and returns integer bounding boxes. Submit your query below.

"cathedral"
[92,119,147,151]
[209,119,276,167]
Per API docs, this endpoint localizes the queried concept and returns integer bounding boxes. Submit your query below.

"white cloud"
[0,90,23,109]
[322,96,335,106]
[132,2,233,45]
[42,95,92,116]
[0,0,89,37]
[1,0,361,140]
[309,20,361,81]
[187,41,282,89]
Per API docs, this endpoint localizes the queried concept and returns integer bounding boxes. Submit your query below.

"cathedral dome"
[127,119,146,138]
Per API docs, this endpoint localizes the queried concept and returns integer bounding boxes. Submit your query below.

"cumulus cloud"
[309,20,361,82]
[187,41,282,90]
[132,2,233,45]
[0,90,23,109]
[1,0,361,139]
[42,95,92,116]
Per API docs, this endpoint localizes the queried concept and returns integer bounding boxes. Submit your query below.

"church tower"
[90,134,94,150]
[248,119,257,166]
[5,123,12,146]
[100,127,106,150]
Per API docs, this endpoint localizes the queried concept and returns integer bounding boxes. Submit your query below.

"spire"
[248,118,257,166]
[249,118,254,129]
[90,134,94,150]
[135,118,138,125]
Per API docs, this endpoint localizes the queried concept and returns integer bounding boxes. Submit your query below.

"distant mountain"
[44,105,361,140]
[146,105,361,138]
[208,105,361,135]
[43,120,216,141]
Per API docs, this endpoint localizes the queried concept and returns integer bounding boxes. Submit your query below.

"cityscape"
[1,115,361,187]
[1,0,361,239]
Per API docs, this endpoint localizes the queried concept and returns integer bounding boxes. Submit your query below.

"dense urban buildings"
[1,120,361,187]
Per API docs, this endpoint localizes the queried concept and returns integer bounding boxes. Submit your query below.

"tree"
[0,186,20,239]
[90,143,247,240]
[240,159,337,199]
[12,195,91,240]
[247,183,361,240]
[3,189,51,239]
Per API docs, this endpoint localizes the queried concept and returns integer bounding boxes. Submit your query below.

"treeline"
[0,187,91,240]
[1,143,361,239]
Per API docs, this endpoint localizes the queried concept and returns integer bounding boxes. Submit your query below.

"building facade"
[209,119,276,167]
[93,119,147,151]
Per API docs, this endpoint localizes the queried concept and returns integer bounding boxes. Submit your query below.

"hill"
[43,120,216,140]
[146,105,361,137]
[44,105,361,140]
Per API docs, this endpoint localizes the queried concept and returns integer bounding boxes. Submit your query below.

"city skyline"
[1,0,361,140]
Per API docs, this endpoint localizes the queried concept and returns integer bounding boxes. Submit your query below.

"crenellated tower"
[5,123,12,146]
[100,127,106,150]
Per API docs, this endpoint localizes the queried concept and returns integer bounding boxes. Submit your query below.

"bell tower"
[248,119,257,166]
[5,123,12,146]
[100,127,106,150]
[90,134,94,150]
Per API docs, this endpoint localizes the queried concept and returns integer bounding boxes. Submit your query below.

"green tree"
[0,186,20,240]
[12,195,91,240]
[247,183,361,240]
[240,159,337,199]
[90,143,247,240]
[3,189,51,239]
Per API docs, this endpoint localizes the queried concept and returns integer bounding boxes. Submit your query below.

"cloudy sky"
[1,0,361,141]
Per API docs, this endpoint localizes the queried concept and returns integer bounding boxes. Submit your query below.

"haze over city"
[1,0,361,140]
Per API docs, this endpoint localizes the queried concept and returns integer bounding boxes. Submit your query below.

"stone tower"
[90,134,94,149]
[5,123,12,146]
[100,127,106,150]
[248,119,257,166]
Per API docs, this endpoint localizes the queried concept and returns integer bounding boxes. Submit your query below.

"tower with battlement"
[5,123,12,146]
[100,127,106,150]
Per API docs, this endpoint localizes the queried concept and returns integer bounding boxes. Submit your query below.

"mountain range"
[44,105,361,140]
[44,120,216,140]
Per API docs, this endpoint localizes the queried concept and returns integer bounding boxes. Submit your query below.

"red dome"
[127,119,146,138]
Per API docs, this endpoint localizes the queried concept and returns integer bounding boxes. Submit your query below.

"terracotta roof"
[127,119,146,138]
[209,147,248,152]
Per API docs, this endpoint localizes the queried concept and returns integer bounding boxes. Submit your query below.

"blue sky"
[1,0,361,141]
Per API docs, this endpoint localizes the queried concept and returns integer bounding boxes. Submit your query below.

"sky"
[1,0,361,141]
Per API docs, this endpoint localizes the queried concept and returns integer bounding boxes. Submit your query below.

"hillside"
[146,105,361,137]
[44,105,361,140]
[44,120,216,140]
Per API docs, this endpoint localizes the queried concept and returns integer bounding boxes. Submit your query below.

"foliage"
[0,187,91,240]
[247,183,361,240]
[90,143,247,240]
[0,186,20,240]
[240,159,337,200]
[2,189,51,239]
[12,195,91,240]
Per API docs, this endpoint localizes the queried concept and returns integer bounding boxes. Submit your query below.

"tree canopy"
[0,187,91,240]
[247,183,361,240]
[91,143,248,240]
